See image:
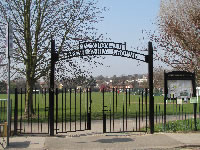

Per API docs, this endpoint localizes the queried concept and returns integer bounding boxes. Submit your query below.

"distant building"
[136,75,147,86]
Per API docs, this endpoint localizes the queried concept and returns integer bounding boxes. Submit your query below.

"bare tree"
[148,0,200,85]
[153,67,165,89]
[0,0,105,114]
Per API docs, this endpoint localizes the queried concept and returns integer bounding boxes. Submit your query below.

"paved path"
[15,114,195,134]
[2,114,198,149]
[2,132,200,150]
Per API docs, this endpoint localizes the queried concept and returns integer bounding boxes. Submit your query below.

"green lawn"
[153,119,200,132]
[0,92,199,122]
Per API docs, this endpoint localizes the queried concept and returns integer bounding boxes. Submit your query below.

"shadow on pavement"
[93,138,134,143]
[8,141,30,148]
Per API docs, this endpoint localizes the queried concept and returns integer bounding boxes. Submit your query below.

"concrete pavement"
[2,132,200,150]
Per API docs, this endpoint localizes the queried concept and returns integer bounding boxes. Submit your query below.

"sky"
[90,0,161,77]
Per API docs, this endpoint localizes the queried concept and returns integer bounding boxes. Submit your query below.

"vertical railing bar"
[199,104,200,119]
[31,102,32,134]
[110,104,111,132]
[38,88,44,133]
[123,99,124,132]
[182,104,183,120]
[142,90,143,122]
[56,88,58,134]
[89,88,92,130]
[70,88,71,131]
[173,94,174,115]
[129,88,130,106]
[85,111,86,130]
[185,111,186,130]
[87,88,88,128]
[10,99,12,135]
[65,88,67,131]
[75,88,76,131]
[14,88,18,135]
[145,88,147,132]
[0,101,2,122]
[159,104,161,124]
[116,88,117,113]
[191,114,192,129]
[136,111,137,131]
[62,88,63,132]
[80,88,82,130]
[176,98,177,120]
[41,120,42,133]
[188,112,190,128]
[24,88,26,133]
[45,88,46,118]
[0,101,2,123]
[22,87,26,132]
[103,88,105,133]
[38,97,39,133]
[156,104,157,124]
[47,88,49,134]
[126,89,127,131]
[139,97,140,131]
[35,88,36,113]
[20,88,22,133]
[84,88,86,130]
[179,104,181,120]
[41,90,43,133]
[113,88,114,132]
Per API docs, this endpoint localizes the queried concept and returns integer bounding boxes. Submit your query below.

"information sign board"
[6,22,13,58]
[167,80,193,98]
[190,97,197,103]
[177,98,182,104]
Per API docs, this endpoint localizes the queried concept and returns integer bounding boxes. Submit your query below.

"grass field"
[0,91,199,122]
[153,119,200,132]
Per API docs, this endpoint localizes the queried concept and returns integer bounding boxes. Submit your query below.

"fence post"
[164,71,167,130]
[148,42,154,134]
[102,88,106,133]
[14,88,18,135]
[89,88,92,129]
[192,72,197,131]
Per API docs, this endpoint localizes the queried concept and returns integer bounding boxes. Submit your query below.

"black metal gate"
[55,88,91,134]
[103,88,148,133]
[50,39,154,135]
[12,87,150,135]
[13,88,49,135]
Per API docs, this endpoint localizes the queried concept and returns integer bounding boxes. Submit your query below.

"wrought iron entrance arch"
[49,40,154,135]
[65,42,147,62]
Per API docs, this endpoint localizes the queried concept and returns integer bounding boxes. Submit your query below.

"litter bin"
[0,122,7,137]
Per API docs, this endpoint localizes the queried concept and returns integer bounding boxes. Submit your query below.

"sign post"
[6,21,13,146]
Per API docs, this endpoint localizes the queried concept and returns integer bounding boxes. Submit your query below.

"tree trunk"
[25,78,35,116]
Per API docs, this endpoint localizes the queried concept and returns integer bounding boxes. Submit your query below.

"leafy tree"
[0,0,105,114]
[148,0,200,85]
